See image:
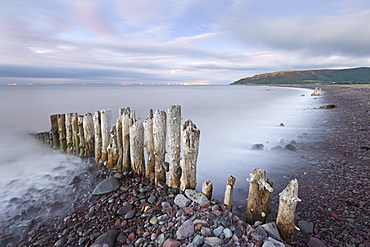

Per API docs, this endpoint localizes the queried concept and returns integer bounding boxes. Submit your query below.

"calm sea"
[0,85,323,219]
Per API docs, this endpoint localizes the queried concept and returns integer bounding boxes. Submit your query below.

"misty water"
[0,85,323,221]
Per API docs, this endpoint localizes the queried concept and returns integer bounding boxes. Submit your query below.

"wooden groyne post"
[65,113,73,154]
[180,119,200,191]
[100,109,111,164]
[224,175,236,211]
[121,108,134,172]
[144,109,155,178]
[276,179,301,244]
[50,114,59,149]
[246,168,274,225]
[202,180,213,200]
[153,110,167,185]
[93,111,102,163]
[168,105,181,188]
[77,115,85,157]
[130,119,145,176]
[83,113,94,158]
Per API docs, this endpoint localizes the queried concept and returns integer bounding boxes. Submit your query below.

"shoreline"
[0,85,369,246]
[281,84,370,246]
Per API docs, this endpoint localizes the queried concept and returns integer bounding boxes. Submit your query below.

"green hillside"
[231,67,370,85]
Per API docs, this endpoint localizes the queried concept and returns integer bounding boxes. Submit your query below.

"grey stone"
[285,143,296,151]
[261,222,282,241]
[251,143,264,151]
[307,237,327,247]
[68,175,81,185]
[92,177,120,195]
[255,225,268,237]
[298,220,314,234]
[124,210,136,219]
[212,226,224,237]
[174,194,191,208]
[135,238,146,246]
[223,228,233,239]
[265,237,285,247]
[184,189,209,205]
[156,233,165,244]
[192,234,204,245]
[90,229,119,247]
[204,237,222,246]
[117,204,133,215]
[176,219,194,240]
[262,241,276,247]
[148,195,156,204]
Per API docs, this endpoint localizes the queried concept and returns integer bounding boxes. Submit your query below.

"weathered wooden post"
[122,108,134,172]
[180,119,200,191]
[144,109,155,178]
[50,114,59,149]
[202,180,213,200]
[153,110,167,185]
[83,113,94,158]
[71,113,79,154]
[168,105,181,188]
[57,114,67,152]
[93,111,102,164]
[224,176,236,211]
[107,126,119,169]
[276,179,301,244]
[246,168,274,225]
[65,113,73,154]
[130,119,145,176]
[77,115,85,157]
[116,114,123,171]
[101,109,111,164]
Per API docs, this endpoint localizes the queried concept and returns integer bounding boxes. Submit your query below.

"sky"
[1,0,370,85]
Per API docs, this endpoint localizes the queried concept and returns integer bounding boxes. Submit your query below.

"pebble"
[184,189,209,205]
[213,225,224,237]
[174,194,191,208]
[176,219,194,240]
[149,216,158,225]
[223,228,233,238]
[91,177,120,195]
[124,210,136,219]
[204,237,222,246]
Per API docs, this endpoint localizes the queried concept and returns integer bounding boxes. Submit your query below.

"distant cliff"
[231,67,370,85]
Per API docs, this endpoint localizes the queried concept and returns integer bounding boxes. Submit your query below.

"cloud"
[74,0,116,36]
[1,0,370,85]
[222,3,370,57]
[0,65,149,80]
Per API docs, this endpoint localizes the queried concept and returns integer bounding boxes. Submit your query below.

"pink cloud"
[74,0,115,36]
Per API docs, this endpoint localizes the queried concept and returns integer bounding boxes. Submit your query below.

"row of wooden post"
[202,169,300,244]
[35,105,200,191]
[35,107,300,244]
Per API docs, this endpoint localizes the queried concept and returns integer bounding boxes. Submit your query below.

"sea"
[0,85,324,221]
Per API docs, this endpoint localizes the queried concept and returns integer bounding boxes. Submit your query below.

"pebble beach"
[0,85,369,247]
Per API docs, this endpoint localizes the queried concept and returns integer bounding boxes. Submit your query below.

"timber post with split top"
[276,179,301,244]
[246,168,274,225]
[224,175,236,211]
[180,119,200,191]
